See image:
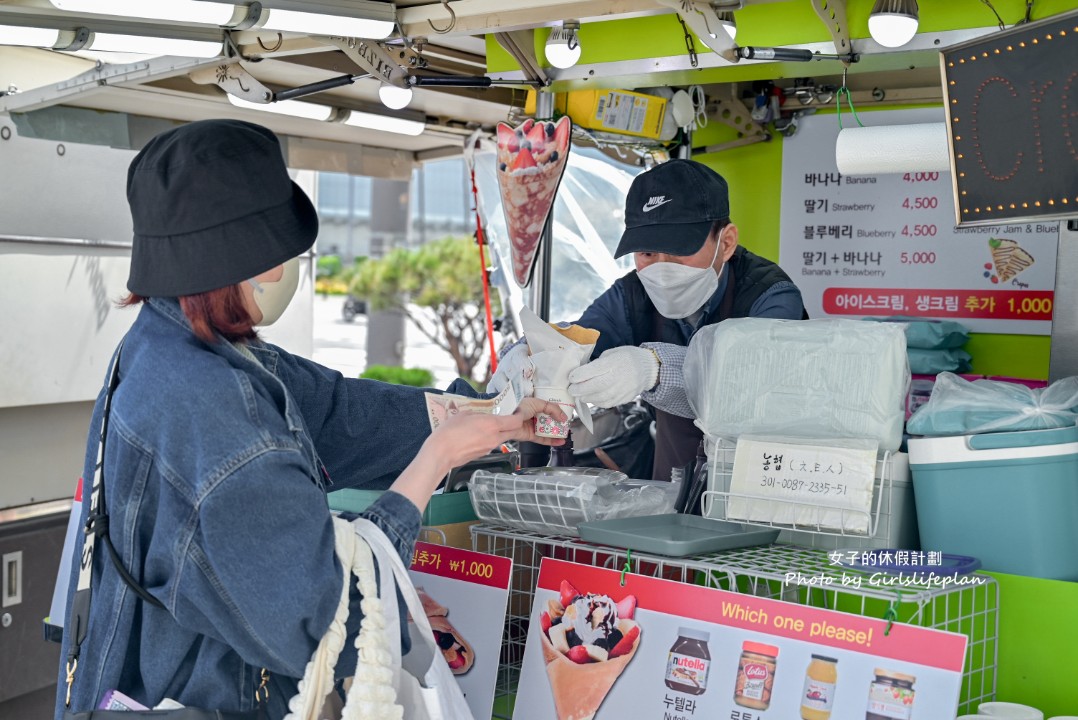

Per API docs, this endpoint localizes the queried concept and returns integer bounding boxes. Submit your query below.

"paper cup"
[978,703,1044,720]
[533,387,574,439]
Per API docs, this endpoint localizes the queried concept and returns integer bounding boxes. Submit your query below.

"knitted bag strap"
[284,518,402,720]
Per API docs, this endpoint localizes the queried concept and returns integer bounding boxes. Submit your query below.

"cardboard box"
[525,89,667,140]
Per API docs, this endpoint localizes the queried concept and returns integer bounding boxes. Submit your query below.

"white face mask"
[637,241,722,319]
[247,256,299,326]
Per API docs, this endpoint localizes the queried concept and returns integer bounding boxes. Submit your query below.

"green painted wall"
[987,572,1078,715]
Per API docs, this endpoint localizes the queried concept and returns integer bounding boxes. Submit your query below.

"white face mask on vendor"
[637,241,722,319]
[248,256,300,326]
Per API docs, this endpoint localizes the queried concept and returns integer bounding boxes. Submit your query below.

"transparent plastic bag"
[685,318,909,451]
[906,372,1078,436]
[468,467,678,535]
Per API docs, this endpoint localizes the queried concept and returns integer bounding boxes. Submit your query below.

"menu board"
[408,542,513,720]
[779,108,1059,334]
[513,558,967,720]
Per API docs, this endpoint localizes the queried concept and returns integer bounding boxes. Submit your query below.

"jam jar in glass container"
[800,654,838,719]
[866,669,916,720]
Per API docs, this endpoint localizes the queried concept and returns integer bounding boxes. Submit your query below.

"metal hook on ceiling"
[428,0,456,34]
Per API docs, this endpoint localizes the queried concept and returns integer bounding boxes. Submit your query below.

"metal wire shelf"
[703,438,920,550]
[472,523,998,718]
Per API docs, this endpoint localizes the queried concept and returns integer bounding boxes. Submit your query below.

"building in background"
[315,157,471,263]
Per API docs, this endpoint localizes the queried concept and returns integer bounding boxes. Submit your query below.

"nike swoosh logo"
[642,198,672,213]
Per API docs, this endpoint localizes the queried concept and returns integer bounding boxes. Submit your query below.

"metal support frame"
[810,0,852,58]
[189,61,274,103]
[528,91,556,321]
[656,0,738,61]
[695,86,769,156]
[324,37,411,89]
[493,30,549,87]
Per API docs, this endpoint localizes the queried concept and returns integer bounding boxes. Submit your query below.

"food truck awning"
[0,0,1005,177]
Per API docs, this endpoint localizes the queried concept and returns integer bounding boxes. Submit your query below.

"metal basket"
[468,467,677,536]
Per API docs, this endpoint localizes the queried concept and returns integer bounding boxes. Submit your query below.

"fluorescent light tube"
[49,0,237,26]
[228,94,335,121]
[344,110,425,136]
[0,24,64,47]
[262,9,393,39]
[86,32,222,57]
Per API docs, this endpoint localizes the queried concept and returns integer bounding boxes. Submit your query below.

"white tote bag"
[353,518,475,720]
[283,517,474,720]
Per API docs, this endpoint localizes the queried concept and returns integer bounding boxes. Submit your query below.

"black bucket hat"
[614,159,730,258]
[126,119,318,297]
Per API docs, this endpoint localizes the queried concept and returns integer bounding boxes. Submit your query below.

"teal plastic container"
[908,425,1078,580]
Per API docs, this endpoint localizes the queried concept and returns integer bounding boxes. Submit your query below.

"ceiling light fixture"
[344,109,425,136]
[378,83,413,110]
[46,1,395,39]
[48,0,238,26]
[227,94,335,120]
[868,0,919,48]
[717,11,737,42]
[81,32,222,56]
[261,9,394,39]
[545,21,581,69]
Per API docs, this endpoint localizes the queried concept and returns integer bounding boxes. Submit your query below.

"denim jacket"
[55,297,474,719]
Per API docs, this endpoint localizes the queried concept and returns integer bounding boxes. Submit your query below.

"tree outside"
[350,235,500,386]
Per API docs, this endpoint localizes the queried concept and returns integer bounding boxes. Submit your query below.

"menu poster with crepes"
[513,558,966,720]
[778,108,1059,335]
[407,542,512,720]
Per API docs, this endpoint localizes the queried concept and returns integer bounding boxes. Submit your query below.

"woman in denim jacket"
[55,119,565,719]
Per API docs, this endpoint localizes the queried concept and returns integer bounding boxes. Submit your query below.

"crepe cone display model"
[539,579,641,720]
[496,116,572,287]
[988,237,1035,283]
[415,587,475,675]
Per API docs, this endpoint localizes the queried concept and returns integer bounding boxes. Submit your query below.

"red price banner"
[410,541,513,589]
[822,288,1054,321]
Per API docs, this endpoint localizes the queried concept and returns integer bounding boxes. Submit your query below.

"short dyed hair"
[120,285,257,344]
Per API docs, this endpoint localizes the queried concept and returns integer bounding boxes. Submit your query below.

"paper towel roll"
[835,122,950,175]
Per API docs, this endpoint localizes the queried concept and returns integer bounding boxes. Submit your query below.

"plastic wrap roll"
[835,122,950,175]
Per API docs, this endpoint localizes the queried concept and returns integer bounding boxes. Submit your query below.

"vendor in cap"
[494,159,805,483]
[55,118,565,720]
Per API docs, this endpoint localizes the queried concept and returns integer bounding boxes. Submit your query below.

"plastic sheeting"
[685,317,909,451]
[907,372,1078,436]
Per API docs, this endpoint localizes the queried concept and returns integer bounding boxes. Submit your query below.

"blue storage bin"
[908,425,1078,580]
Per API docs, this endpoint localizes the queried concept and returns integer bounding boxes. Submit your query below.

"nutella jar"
[664,627,711,695]
[866,669,916,720]
[734,641,779,710]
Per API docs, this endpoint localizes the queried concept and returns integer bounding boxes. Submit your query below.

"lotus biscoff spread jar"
[800,655,838,719]
[734,641,779,710]
[865,669,916,719]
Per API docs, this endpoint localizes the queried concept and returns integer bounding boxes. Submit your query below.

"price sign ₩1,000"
[778,108,1059,335]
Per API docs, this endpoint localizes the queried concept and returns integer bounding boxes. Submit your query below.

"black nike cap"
[614,159,730,258]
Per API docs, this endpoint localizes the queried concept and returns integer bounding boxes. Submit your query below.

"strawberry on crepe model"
[496,116,572,287]
[539,579,641,720]
[415,588,475,675]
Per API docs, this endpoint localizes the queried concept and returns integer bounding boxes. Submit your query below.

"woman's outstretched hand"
[389,398,567,514]
[426,397,567,472]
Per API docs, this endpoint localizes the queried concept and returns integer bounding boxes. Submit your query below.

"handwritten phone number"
[760,477,848,496]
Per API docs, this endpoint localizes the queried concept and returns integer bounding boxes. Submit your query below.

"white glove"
[567,346,660,409]
[488,340,534,397]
